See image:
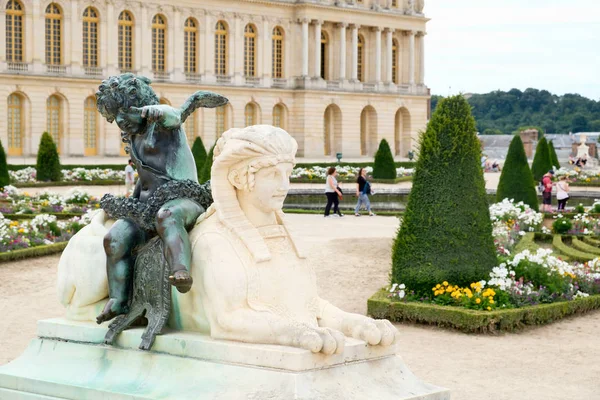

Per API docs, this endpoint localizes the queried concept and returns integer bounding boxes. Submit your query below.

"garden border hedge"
[0,242,68,263]
[14,180,123,188]
[294,161,416,169]
[367,289,600,333]
[289,176,412,184]
[551,235,596,262]
[2,212,84,220]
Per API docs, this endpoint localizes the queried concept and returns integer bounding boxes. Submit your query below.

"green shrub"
[552,235,596,262]
[531,136,552,181]
[36,132,62,182]
[0,140,10,187]
[372,139,397,179]
[576,203,587,213]
[199,143,215,184]
[552,218,572,234]
[191,137,208,178]
[496,135,538,211]
[392,95,497,295]
[548,140,560,169]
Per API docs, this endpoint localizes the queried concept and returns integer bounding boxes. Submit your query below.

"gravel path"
[1,214,599,399]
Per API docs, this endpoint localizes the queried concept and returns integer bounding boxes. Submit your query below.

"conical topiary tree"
[36,132,62,182]
[548,140,560,169]
[372,139,397,180]
[0,140,10,187]
[199,143,215,184]
[191,137,208,178]
[496,135,539,211]
[391,95,496,294]
[531,136,552,181]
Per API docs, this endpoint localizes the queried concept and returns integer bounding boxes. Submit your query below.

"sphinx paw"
[344,315,399,347]
[295,326,345,355]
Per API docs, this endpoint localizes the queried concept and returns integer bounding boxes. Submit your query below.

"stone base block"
[0,319,450,400]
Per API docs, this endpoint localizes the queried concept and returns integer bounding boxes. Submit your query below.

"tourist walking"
[354,168,375,217]
[541,170,554,213]
[324,167,343,218]
[125,159,135,197]
[556,176,570,211]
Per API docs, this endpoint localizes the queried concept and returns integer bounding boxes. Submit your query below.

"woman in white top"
[556,175,570,211]
[324,167,343,217]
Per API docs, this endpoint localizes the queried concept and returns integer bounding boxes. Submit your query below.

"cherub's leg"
[155,199,203,294]
[97,219,145,324]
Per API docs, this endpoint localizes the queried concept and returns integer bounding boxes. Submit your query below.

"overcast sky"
[425,0,600,99]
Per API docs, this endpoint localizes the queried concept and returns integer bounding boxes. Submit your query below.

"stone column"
[301,18,309,77]
[418,31,426,84]
[374,26,382,82]
[338,23,347,81]
[350,24,359,81]
[385,28,394,84]
[233,14,243,80]
[66,0,77,67]
[32,0,44,72]
[106,1,117,74]
[0,8,6,63]
[408,30,415,86]
[140,4,150,75]
[314,19,323,79]
[172,8,183,81]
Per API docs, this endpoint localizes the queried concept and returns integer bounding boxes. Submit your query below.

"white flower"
[390,283,398,292]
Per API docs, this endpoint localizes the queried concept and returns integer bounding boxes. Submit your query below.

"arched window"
[320,31,328,80]
[82,7,99,67]
[273,104,285,129]
[357,34,364,82]
[152,14,166,72]
[45,3,62,65]
[215,21,228,76]
[244,24,257,77]
[392,39,398,84]
[46,95,62,150]
[245,103,257,127]
[7,93,23,156]
[391,0,397,7]
[323,104,342,156]
[6,0,24,63]
[360,106,378,156]
[118,11,134,71]
[84,97,97,156]
[184,114,196,146]
[184,18,198,74]
[272,27,284,78]
[215,105,228,137]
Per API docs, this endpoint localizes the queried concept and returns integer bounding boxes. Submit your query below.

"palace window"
[244,24,257,77]
[273,104,285,129]
[245,103,256,127]
[46,95,62,150]
[357,34,364,82]
[45,3,62,65]
[84,97,97,156]
[6,0,24,63]
[118,11,134,71]
[152,14,166,72]
[82,7,99,67]
[215,21,228,76]
[7,93,23,156]
[392,39,398,84]
[184,18,197,74]
[216,105,227,137]
[320,31,328,80]
[184,114,196,146]
[272,27,284,78]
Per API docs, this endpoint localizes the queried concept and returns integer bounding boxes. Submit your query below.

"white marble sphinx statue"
[0,125,449,399]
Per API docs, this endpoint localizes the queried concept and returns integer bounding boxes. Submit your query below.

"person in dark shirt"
[354,168,375,217]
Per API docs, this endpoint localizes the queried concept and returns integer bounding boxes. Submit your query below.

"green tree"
[530,136,552,181]
[482,128,504,135]
[0,140,10,187]
[496,136,538,211]
[372,139,396,179]
[191,137,208,178]
[548,140,560,169]
[391,95,496,294]
[36,132,62,182]
[199,143,215,184]
[571,113,589,133]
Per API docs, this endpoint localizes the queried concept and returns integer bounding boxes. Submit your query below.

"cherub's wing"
[180,91,229,123]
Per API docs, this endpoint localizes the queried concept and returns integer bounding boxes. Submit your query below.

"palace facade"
[0,0,428,159]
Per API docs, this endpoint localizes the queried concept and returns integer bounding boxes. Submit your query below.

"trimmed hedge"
[289,176,412,184]
[191,137,208,178]
[531,136,552,181]
[583,236,600,247]
[199,144,215,184]
[2,212,84,220]
[367,289,600,333]
[496,135,538,211]
[372,139,397,179]
[552,235,596,262]
[392,95,497,294]
[36,132,62,182]
[9,164,127,171]
[295,161,416,169]
[0,140,10,187]
[548,140,560,169]
[282,208,403,217]
[14,180,122,188]
[571,237,600,256]
[0,242,68,263]
[514,232,538,253]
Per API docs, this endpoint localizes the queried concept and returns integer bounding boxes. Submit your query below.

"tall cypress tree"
[0,140,10,187]
[496,136,538,211]
[392,95,496,293]
[548,140,560,169]
[36,132,62,182]
[372,139,397,179]
[199,143,215,184]
[191,137,208,178]
[531,136,552,181]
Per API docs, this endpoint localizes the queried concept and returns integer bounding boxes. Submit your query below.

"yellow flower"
[487,307,491,311]
[489,299,495,304]
[18,228,25,233]
[446,287,453,293]
[436,284,441,289]
[475,298,481,304]
[443,281,449,287]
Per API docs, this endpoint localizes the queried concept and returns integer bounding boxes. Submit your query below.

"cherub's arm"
[180,91,229,124]
[130,105,182,129]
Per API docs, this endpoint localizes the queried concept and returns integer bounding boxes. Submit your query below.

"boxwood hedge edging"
[2,212,84,220]
[0,242,68,263]
[367,289,600,333]
[14,180,123,188]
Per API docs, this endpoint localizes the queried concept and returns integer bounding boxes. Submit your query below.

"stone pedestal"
[0,319,450,399]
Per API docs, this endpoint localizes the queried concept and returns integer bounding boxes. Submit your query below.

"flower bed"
[0,186,99,216]
[290,165,413,183]
[9,167,126,184]
[555,167,600,186]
